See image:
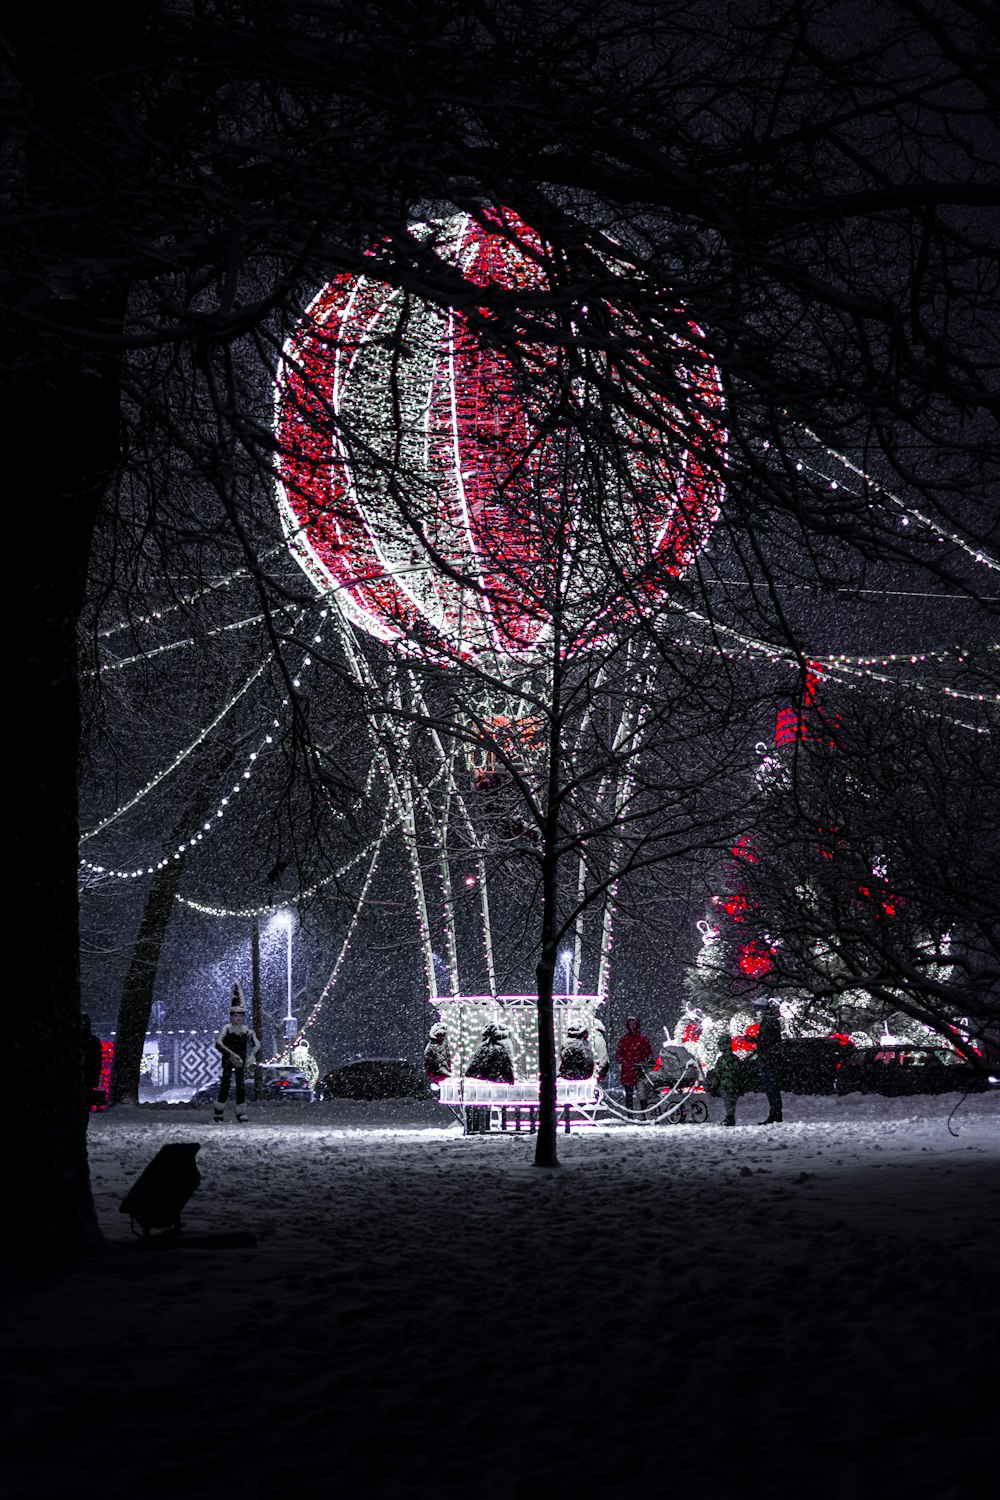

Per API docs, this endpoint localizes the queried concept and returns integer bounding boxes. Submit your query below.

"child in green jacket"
[712,1034,745,1127]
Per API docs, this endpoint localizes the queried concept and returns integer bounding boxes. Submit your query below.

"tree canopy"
[4,0,997,1256]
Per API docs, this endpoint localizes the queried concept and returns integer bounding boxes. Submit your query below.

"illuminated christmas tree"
[681,668,950,1059]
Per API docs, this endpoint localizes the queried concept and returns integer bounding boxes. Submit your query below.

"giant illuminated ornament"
[275,208,725,1107]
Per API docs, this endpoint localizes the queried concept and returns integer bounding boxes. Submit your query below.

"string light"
[95,546,285,641]
[796,425,1000,576]
[659,601,996,724]
[78,656,273,845]
[275,207,725,671]
[278,804,395,1055]
[91,613,269,677]
[79,607,335,877]
[174,829,387,918]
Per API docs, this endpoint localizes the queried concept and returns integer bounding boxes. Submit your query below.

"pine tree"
[682,673,954,1060]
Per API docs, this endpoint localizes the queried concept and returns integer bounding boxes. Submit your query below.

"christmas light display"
[79,655,272,847]
[275,208,725,669]
[80,207,993,1081]
[274,208,726,1078]
[682,670,955,1057]
[92,613,266,677]
[175,822,384,919]
[793,425,1000,576]
[80,607,333,880]
[95,545,284,641]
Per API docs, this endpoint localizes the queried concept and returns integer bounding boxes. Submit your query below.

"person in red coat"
[615,1016,652,1114]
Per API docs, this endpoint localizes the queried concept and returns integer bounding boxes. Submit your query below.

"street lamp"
[271,911,296,1058]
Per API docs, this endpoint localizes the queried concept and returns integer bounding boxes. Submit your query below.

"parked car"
[190,1065,314,1105]
[834,1044,992,1096]
[779,1037,856,1095]
[318,1058,430,1101]
[715,1035,854,1096]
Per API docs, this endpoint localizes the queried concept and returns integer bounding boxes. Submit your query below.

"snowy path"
[3,1093,997,1500]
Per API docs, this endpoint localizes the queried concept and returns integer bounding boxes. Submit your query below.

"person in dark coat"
[752,998,784,1124]
[81,1013,104,1118]
[214,983,263,1123]
[424,1022,452,1084]
[711,1032,745,1126]
[615,1016,652,1114]
[464,1022,514,1134]
[558,1023,595,1080]
[592,1018,609,1085]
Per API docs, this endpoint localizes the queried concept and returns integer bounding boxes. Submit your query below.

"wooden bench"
[437,1077,601,1132]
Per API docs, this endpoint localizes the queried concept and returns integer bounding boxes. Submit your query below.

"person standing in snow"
[711,1032,745,1127]
[615,1016,652,1114]
[464,1022,514,1134]
[214,984,263,1123]
[752,997,784,1124]
[592,1018,609,1085]
[424,1022,452,1085]
[558,1023,595,1080]
[81,1013,104,1118]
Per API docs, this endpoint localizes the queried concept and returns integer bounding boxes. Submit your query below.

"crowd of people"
[183,988,788,1134]
[418,1005,785,1133]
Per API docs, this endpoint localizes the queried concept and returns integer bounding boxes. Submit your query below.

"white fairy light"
[79,656,272,845]
[79,608,336,879]
[96,546,285,641]
[91,614,270,677]
[795,424,1000,575]
[174,828,388,918]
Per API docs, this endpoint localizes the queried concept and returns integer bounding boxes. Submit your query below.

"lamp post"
[271,912,296,1061]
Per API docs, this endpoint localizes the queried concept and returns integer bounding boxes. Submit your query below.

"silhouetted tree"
[5,0,997,1256]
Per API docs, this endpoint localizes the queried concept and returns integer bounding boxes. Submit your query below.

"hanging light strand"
[91,613,269,677]
[272,802,395,1059]
[79,655,274,845]
[79,607,337,876]
[96,546,285,641]
[793,426,1000,575]
[174,821,388,919]
[661,600,997,721]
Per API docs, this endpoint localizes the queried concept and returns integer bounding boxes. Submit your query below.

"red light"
[731,835,759,863]
[723,892,755,921]
[737,940,774,977]
[275,210,725,666]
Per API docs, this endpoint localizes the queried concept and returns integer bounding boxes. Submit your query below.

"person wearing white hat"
[213,982,263,1123]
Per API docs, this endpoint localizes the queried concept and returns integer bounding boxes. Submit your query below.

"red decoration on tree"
[775,664,842,747]
[737,939,775,978]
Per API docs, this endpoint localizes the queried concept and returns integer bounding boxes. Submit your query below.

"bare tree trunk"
[109,854,189,1106]
[15,564,105,1264]
[9,338,121,1260]
[110,761,235,1105]
[534,644,563,1170]
[534,941,559,1169]
[6,7,140,1266]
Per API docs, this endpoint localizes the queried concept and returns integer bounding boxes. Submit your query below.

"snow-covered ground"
[4,1090,997,1500]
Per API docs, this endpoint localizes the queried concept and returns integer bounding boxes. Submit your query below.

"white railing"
[437,1077,600,1107]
